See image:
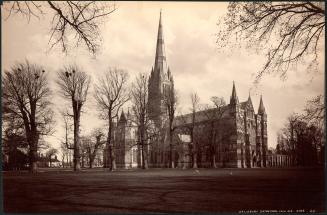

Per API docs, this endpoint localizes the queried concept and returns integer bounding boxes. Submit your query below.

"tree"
[303,95,324,129]
[3,1,117,54]
[303,95,325,164]
[46,147,58,167]
[58,108,74,168]
[190,92,200,168]
[84,128,105,168]
[60,141,72,168]
[217,2,325,82]
[2,116,29,170]
[278,94,325,166]
[130,73,154,169]
[163,86,178,168]
[56,65,91,171]
[94,68,129,171]
[2,60,54,172]
[201,97,227,168]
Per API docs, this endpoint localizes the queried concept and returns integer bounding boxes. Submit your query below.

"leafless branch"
[217,2,325,83]
[3,1,116,54]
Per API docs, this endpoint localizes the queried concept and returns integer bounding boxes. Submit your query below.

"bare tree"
[45,147,58,167]
[2,60,54,172]
[3,1,117,54]
[84,128,105,168]
[59,108,74,149]
[190,92,200,168]
[302,95,325,164]
[60,141,71,168]
[94,68,129,171]
[217,2,325,82]
[173,111,194,169]
[58,108,74,167]
[130,73,154,169]
[56,65,91,171]
[163,86,178,168]
[2,114,29,170]
[278,94,325,166]
[303,95,325,129]
[201,97,227,168]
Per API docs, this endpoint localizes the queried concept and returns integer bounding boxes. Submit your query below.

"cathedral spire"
[154,10,168,76]
[247,91,252,103]
[119,110,127,123]
[230,81,239,105]
[258,95,266,115]
[247,91,254,111]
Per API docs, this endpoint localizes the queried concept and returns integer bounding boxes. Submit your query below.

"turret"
[257,95,267,167]
[247,92,254,113]
[229,81,239,117]
[230,81,239,105]
[258,95,266,115]
[119,110,127,124]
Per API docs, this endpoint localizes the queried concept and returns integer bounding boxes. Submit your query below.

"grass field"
[3,167,325,213]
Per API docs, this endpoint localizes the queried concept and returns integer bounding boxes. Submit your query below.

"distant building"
[37,154,61,168]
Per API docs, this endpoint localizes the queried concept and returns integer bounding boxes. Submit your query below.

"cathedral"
[111,11,268,169]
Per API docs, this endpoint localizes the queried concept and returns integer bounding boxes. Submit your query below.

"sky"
[2,2,325,152]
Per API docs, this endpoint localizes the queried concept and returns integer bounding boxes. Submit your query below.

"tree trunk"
[212,153,217,168]
[107,110,116,171]
[81,154,85,168]
[103,147,108,168]
[29,146,38,172]
[141,142,148,169]
[89,157,94,168]
[89,152,95,168]
[110,144,116,171]
[193,152,198,168]
[73,112,81,171]
[169,126,175,168]
[192,142,198,169]
[28,133,38,173]
[170,143,175,168]
[210,127,217,168]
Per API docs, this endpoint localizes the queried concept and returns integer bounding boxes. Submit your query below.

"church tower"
[148,11,174,127]
[258,96,268,167]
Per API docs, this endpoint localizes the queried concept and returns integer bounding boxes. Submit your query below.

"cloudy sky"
[2,2,324,152]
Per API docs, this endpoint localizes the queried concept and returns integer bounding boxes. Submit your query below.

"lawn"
[2,167,325,213]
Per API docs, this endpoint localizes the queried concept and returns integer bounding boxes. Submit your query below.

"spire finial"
[154,8,167,75]
[120,110,127,122]
[159,9,162,26]
[230,81,239,105]
[258,94,266,114]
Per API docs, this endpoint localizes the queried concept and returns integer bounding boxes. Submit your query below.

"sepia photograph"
[1,1,325,213]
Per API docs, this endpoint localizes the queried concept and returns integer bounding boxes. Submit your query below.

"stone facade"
[114,111,139,168]
[171,84,268,168]
[112,12,270,169]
